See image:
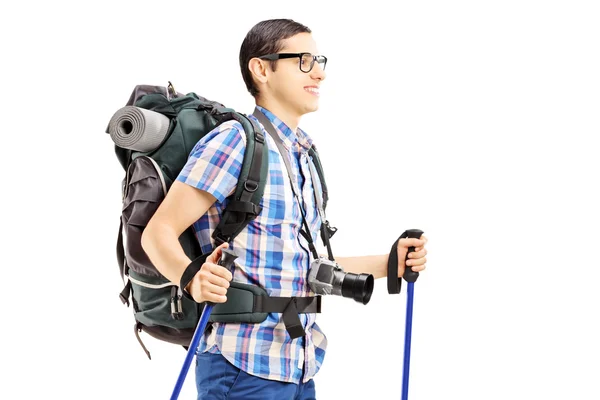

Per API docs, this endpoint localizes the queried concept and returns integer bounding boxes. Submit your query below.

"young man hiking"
[142,18,428,400]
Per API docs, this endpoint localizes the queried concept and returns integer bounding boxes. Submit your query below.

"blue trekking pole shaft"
[402,280,416,400]
[400,229,423,400]
[170,248,237,400]
[170,305,213,399]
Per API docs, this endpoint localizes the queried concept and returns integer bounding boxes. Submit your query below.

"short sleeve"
[176,121,246,203]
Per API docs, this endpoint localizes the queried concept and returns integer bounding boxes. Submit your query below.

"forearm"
[141,223,192,286]
[334,254,388,279]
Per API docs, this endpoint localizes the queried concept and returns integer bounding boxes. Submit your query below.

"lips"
[304,86,320,96]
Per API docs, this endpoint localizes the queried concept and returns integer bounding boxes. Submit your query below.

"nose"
[310,62,326,81]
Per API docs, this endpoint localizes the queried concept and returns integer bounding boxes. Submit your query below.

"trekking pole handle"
[403,229,424,284]
[206,248,237,306]
[387,229,424,294]
[219,248,237,277]
[219,248,238,268]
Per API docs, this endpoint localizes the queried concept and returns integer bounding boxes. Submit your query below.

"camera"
[307,257,374,305]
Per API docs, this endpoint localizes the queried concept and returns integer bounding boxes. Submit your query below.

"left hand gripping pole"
[170,248,238,400]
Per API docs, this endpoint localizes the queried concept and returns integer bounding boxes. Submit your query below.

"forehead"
[279,32,319,54]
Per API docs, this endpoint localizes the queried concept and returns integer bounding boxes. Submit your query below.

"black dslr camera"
[307,257,374,305]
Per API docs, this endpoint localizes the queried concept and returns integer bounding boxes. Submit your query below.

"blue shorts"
[195,351,317,400]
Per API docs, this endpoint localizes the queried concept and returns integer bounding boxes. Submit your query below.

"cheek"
[288,76,308,98]
[271,70,307,100]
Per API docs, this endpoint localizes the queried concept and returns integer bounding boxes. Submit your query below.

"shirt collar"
[253,106,313,151]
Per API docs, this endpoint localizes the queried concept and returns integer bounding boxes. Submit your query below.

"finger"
[206,271,232,288]
[203,282,228,297]
[399,238,425,248]
[407,257,427,267]
[203,291,228,304]
[397,240,423,260]
[205,263,234,282]
[411,264,427,272]
[215,241,230,260]
[208,242,230,264]
[408,248,427,259]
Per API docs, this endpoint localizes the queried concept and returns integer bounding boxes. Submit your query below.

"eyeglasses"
[258,52,327,73]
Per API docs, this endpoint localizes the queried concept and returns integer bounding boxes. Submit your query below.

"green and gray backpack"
[109,83,331,359]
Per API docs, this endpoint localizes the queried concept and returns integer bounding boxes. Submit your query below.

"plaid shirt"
[176,106,327,384]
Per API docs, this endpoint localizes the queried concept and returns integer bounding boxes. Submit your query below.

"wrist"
[184,281,193,295]
[375,254,388,279]
[180,253,210,302]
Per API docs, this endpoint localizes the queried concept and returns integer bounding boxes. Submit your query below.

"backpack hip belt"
[211,281,321,340]
[179,252,322,340]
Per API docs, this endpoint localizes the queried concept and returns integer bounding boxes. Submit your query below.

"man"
[142,18,428,400]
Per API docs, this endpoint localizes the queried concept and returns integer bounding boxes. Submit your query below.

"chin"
[303,101,320,115]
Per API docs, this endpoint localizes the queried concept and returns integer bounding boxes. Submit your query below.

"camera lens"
[341,273,374,305]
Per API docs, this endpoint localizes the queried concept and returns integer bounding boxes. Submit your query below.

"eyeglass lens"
[300,54,326,72]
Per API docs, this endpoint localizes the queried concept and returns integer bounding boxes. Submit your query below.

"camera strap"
[252,108,334,261]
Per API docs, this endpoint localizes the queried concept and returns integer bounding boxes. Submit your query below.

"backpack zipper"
[127,275,173,289]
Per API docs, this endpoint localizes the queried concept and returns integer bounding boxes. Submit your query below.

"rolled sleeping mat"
[107,106,170,152]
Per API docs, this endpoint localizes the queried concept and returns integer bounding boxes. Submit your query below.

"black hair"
[239,19,311,97]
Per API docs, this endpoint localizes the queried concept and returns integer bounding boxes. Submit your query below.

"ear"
[248,58,269,85]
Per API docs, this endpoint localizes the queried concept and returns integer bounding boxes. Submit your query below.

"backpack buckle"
[213,233,231,247]
[166,81,177,100]
[325,220,337,239]
[119,280,132,307]
[255,130,265,144]
[170,287,184,320]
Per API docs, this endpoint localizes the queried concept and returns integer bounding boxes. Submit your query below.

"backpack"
[108,83,332,359]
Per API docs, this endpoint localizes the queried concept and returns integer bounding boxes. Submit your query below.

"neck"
[255,97,300,133]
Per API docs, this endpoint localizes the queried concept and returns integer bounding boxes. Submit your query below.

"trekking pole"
[400,229,424,400]
[170,248,238,400]
[387,229,424,400]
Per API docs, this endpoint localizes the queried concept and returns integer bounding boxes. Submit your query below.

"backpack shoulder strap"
[308,144,338,255]
[211,110,269,245]
[180,111,268,292]
[307,145,328,211]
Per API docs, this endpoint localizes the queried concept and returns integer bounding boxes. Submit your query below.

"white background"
[2,0,599,399]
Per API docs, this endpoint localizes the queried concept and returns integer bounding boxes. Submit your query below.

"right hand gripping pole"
[387,229,424,294]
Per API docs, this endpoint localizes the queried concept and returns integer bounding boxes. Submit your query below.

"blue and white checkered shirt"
[176,106,327,384]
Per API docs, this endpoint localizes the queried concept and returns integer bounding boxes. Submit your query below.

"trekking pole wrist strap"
[387,229,424,294]
[179,253,210,301]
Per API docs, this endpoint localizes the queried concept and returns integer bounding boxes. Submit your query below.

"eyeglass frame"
[257,52,327,73]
